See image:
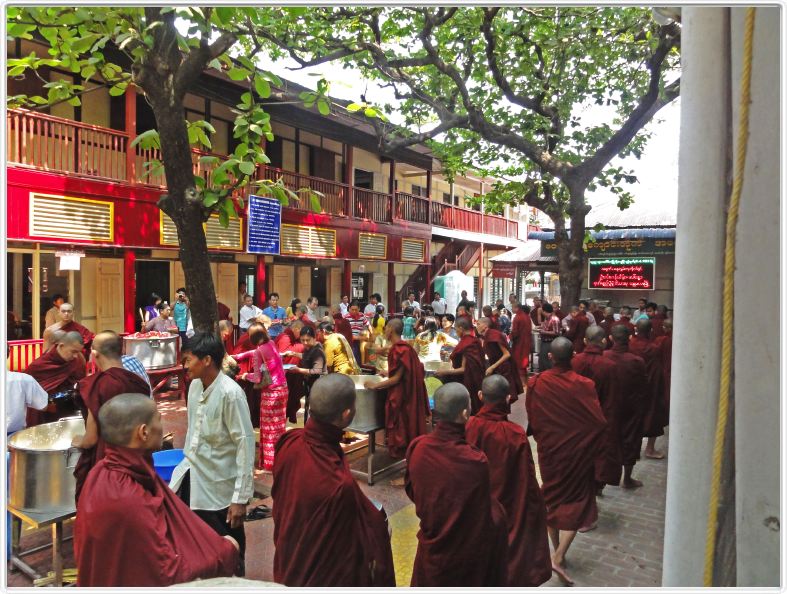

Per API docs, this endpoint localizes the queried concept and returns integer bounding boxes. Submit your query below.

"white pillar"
[662,8,730,586]
[730,7,780,586]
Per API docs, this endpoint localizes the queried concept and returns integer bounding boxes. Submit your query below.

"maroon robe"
[299,314,316,332]
[482,329,523,405]
[651,313,666,338]
[612,316,636,335]
[24,346,87,426]
[509,311,532,374]
[529,305,542,326]
[600,315,617,348]
[564,314,590,354]
[217,301,231,321]
[75,445,237,586]
[630,333,667,437]
[591,309,605,325]
[332,313,354,345]
[554,307,566,322]
[275,329,306,423]
[272,418,394,586]
[655,332,672,419]
[449,335,486,414]
[60,320,95,359]
[386,341,430,458]
[488,314,500,331]
[571,344,623,486]
[603,344,648,466]
[232,333,260,427]
[406,421,509,586]
[465,402,551,586]
[526,365,607,530]
[73,366,151,503]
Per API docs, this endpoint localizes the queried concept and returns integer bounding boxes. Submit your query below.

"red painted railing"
[7,108,518,238]
[7,339,44,372]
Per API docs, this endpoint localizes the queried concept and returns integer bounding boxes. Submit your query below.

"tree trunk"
[153,102,219,334]
[553,185,589,306]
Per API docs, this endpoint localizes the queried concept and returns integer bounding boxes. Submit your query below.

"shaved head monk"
[571,326,623,495]
[272,374,394,586]
[75,393,238,586]
[476,317,522,407]
[71,331,150,504]
[24,330,87,426]
[435,317,485,414]
[526,337,607,585]
[564,306,590,354]
[465,375,552,586]
[604,324,649,488]
[365,318,430,459]
[509,301,533,389]
[655,318,673,423]
[405,383,509,586]
[43,302,94,358]
[630,318,667,459]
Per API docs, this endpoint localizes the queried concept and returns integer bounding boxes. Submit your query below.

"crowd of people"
[6,286,672,587]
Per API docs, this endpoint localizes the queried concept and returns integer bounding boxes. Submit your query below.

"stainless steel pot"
[8,417,85,513]
[123,335,179,370]
[422,360,453,377]
[346,375,386,433]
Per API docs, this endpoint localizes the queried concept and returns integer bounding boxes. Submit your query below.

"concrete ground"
[7,392,668,587]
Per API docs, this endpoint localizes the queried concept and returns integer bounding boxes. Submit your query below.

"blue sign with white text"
[247,194,281,255]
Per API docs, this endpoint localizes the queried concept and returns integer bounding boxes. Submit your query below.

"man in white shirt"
[430,292,447,319]
[170,333,255,576]
[364,293,382,316]
[238,294,263,332]
[306,296,320,323]
[339,295,350,316]
[6,369,49,435]
[403,291,421,313]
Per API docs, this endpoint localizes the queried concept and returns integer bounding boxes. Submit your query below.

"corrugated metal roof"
[585,196,677,228]
[529,227,676,241]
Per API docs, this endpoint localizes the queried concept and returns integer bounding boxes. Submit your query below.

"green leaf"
[364,107,377,118]
[227,67,250,81]
[346,102,364,112]
[238,161,255,176]
[310,194,322,213]
[215,6,233,24]
[317,98,330,116]
[203,192,220,207]
[218,208,229,228]
[130,129,160,149]
[254,76,271,99]
[234,144,249,158]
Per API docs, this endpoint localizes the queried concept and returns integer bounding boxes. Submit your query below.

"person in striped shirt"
[344,301,370,363]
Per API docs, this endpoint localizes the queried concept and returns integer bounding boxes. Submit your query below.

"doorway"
[354,169,374,189]
[311,267,328,307]
[7,252,33,339]
[135,261,170,330]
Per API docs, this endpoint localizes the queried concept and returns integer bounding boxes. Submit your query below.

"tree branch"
[175,31,237,97]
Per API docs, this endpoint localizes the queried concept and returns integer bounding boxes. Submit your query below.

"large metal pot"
[345,375,386,433]
[123,334,179,370]
[8,417,84,513]
[422,360,453,377]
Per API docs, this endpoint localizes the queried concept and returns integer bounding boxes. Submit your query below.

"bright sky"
[256,53,680,215]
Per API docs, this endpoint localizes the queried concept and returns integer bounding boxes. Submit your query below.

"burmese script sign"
[542,237,675,257]
[588,257,656,291]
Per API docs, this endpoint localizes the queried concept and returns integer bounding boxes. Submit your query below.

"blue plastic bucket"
[152,449,185,481]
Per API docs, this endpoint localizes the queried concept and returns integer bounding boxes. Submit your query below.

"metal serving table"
[8,504,77,586]
[346,422,406,486]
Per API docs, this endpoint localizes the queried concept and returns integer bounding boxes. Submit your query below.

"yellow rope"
[703,7,756,586]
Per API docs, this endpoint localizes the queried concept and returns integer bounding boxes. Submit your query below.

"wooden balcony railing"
[7,108,518,238]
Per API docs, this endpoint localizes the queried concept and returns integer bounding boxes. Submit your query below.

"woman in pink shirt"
[240,326,288,471]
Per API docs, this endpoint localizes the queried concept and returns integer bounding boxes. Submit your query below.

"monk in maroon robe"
[651,304,668,338]
[217,301,232,322]
[509,302,533,384]
[437,317,485,414]
[526,337,607,585]
[482,305,500,331]
[612,306,636,335]
[476,317,522,406]
[332,311,354,345]
[72,332,151,504]
[529,297,543,326]
[589,301,605,325]
[24,332,87,426]
[406,383,509,586]
[655,319,673,419]
[630,318,666,459]
[272,375,394,586]
[275,321,305,423]
[552,301,566,323]
[42,302,93,359]
[466,375,552,587]
[599,307,617,348]
[564,306,590,354]
[571,326,623,490]
[365,318,429,459]
[75,394,238,586]
[604,324,648,488]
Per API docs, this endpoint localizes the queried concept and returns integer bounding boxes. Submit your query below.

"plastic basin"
[152,449,185,481]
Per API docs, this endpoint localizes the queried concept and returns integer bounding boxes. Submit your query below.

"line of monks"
[15,297,672,587]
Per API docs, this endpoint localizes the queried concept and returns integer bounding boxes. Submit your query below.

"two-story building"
[7,38,529,339]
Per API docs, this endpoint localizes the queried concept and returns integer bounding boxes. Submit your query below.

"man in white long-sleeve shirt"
[238,294,263,332]
[6,369,48,435]
[170,332,255,576]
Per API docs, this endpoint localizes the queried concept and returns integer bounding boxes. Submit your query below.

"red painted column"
[477,242,485,308]
[388,262,396,314]
[255,256,267,306]
[124,85,137,183]
[123,249,136,333]
[343,260,352,301]
[343,145,354,217]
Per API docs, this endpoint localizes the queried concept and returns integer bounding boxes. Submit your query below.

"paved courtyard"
[7,395,668,587]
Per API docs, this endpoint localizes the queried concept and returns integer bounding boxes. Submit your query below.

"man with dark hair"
[572,326,622,496]
[173,288,190,340]
[71,331,151,503]
[604,324,649,488]
[364,293,380,316]
[75,393,238,586]
[272,375,395,586]
[526,337,607,585]
[345,300,370,361]
[405,383,509,586]
[306,296,320,323]
[465,375,552,586]
[170,332,255,576]
[456,290,472,316]
[24,330,87,425]
[630,318,667,460]
[476,317,522,407]
[262,292,287,339]
[436,317,485,414]
[365,318,429,459]
[44,293,66,328]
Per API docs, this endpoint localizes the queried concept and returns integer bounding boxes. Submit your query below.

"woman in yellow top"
[370,305,386,337]
[319,321,360,375]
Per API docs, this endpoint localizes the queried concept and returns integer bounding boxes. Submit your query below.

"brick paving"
[7,394,668,587]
